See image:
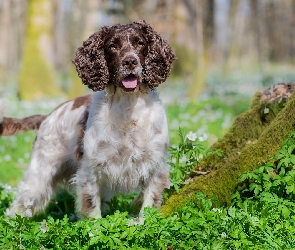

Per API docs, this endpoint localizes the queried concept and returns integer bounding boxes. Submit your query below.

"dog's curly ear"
[135,20,177,89]
[73,27,110,91]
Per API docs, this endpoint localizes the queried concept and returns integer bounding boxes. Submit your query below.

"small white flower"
[24,152,30,159]
[25,208,32,217]
[197,154,203,161]
[179,154,187,163]
[40,246,46,250]
[4,185,12,191]
[18,158,24,164]
[4,154,11,161]
[40,220,49,233]
[89,232,94,237]
[186,131,197,141]
[24,136,31,143]
[4,208,13,217]
[221,232,227,238]
[212,208,222,213]
[198,133,209,142]
[24,199,34,208]
[19,244,26,249]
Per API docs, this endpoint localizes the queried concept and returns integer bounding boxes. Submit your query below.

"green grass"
[0,132,35,185]
[167,96,250,145]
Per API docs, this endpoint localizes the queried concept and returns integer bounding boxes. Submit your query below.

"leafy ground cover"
[1,129,295,249]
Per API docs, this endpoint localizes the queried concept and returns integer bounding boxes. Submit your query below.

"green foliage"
[239,131,295,200]
[2,132,295,248]
[1,190,295,249]
[168,129,222,193]
[166,96,249,145]
[163,87,295,214]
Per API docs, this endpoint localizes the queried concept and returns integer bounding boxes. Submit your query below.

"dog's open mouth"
[121,74,140,92]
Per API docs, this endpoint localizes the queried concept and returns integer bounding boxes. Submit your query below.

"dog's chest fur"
[81,87,168,192]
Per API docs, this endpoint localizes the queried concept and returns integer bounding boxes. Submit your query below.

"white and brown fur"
[2,21,176,222]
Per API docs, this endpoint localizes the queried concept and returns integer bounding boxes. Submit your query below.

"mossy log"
[161,83,295,215]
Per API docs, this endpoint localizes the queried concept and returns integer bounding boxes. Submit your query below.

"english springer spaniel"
[2,20,176,223]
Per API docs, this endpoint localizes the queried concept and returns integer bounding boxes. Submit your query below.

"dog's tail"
[0,114,48,136]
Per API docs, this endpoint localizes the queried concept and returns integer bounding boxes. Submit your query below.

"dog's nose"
[122,56,138,68]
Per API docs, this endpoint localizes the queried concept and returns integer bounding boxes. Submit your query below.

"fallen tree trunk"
[161,83,295,215]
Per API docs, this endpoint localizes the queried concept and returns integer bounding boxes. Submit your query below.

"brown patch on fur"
[153,173,170,208]
[260,83,295,102]
[81,193,96,213]
[72,95,92,110]
[75,110,89,160]
[0,115,48,136]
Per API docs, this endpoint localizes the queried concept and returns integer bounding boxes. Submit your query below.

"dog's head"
[73,20,176,92]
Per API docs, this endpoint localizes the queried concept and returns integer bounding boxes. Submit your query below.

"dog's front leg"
[137,171,170,224]
[75,166,102,219]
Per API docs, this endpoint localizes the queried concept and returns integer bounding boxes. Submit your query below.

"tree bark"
[162,83,295,215]
[18,0,62,100]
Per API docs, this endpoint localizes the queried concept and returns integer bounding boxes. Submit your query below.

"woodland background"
[1,1,295,248]
[0,0,294,101]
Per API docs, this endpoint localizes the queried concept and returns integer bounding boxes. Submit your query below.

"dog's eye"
[138,41,145,47]
[108,44,116,51]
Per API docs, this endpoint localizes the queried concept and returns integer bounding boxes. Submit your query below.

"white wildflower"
[198,133,209,142]
[40,220,49,233]
[89,232,94,237]
[24,136,31,142]
[24,152,31,159]
[25,208,32,217]
[4,154,11,161]
[212,208,222,213]
[186,131,197,141]
[18,158,24,164]
[179,154,187,163]
[220,232,227,238]
[23,199,34,208]
[4,208,13,217]
[19,244,26,249]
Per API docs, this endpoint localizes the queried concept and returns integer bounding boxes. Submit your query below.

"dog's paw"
[128,217,144,226]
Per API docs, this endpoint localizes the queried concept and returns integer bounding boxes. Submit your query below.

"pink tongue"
[122,75,138,88]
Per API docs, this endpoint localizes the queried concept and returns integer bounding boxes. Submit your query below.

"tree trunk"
[187,0,207,99]
[162,83,295,215]
[18,0,62,100]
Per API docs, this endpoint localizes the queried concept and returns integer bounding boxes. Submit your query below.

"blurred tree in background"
[0,0,294,100]
[18,0,62,100]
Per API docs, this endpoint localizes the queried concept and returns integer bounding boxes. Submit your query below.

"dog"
[2,20,176,222]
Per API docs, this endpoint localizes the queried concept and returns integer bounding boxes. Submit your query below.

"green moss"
[162,88,295,215]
